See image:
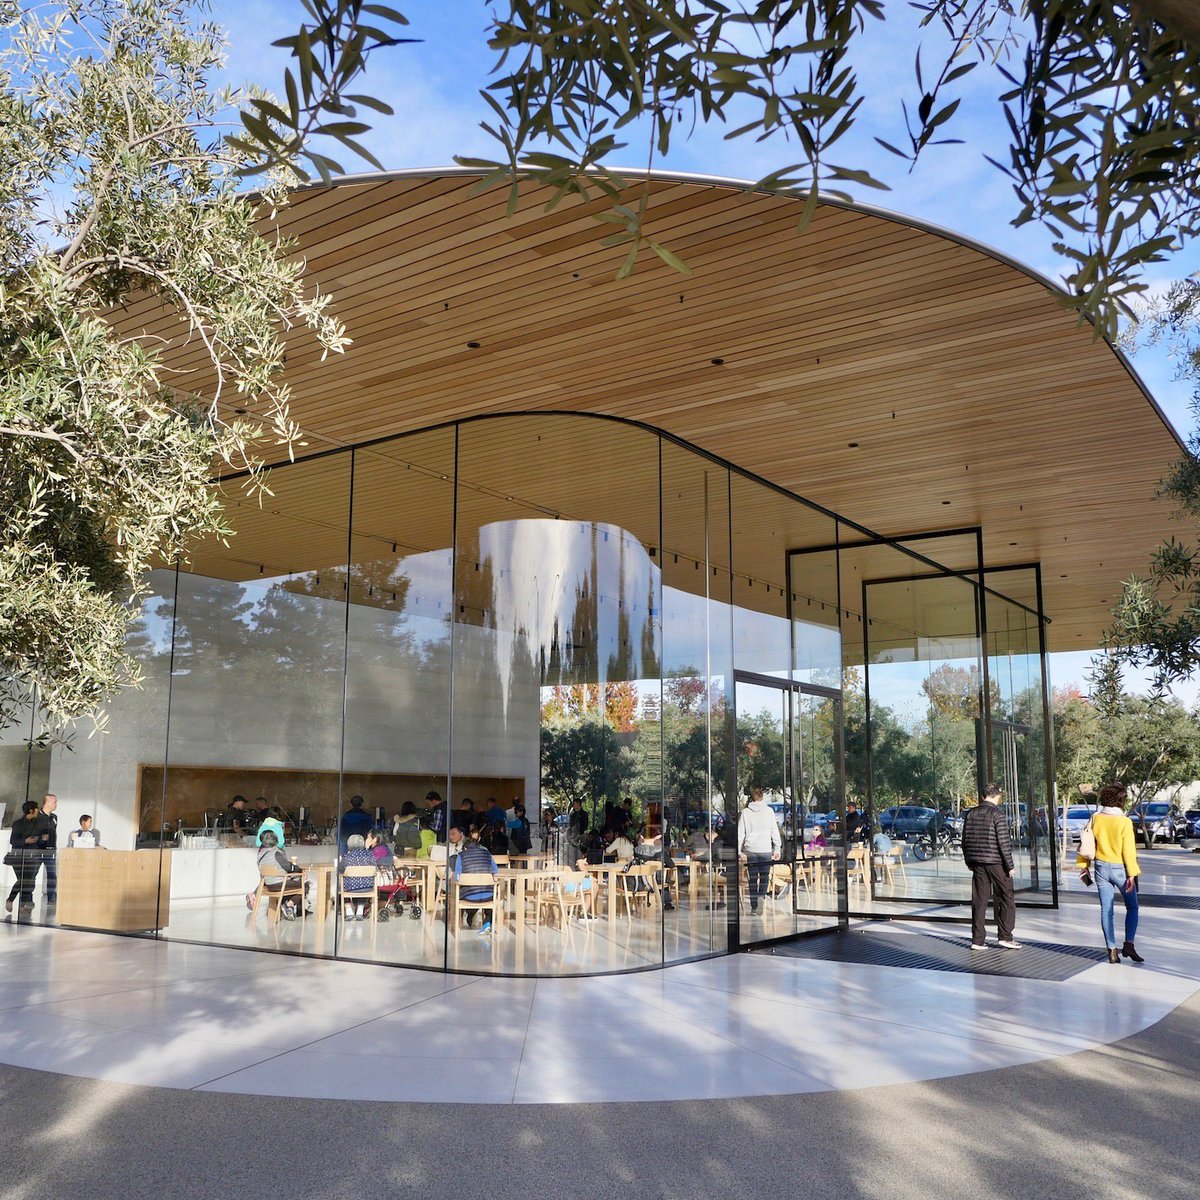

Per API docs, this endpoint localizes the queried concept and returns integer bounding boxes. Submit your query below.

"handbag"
[1078,816,1097,861]
[3,851,22,867]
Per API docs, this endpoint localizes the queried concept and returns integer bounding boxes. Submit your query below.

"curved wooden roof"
[151,169,1184,652]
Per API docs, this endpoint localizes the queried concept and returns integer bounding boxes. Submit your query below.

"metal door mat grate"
[755,928,1106,980]
[1062,891,1200,910]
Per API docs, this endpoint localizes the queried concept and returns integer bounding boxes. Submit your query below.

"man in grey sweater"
[961,783,1019,950]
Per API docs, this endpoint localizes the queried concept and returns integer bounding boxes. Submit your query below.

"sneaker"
[246,892,256,911]
[970,943,987,951]
[281,900,297,921]
[750,901,759,912]
[996,939,1022,950]
[355,906,366,921]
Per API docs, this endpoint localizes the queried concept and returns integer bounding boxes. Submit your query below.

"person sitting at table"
[808,825,828,851]
[481,818,509,855]
[605,831,635,864]
[454,829,499,934]
[634,829,676,911]
[67,814,101,849]
[686,826,719,862]
[340,834,377,921]
[256,830,308,918]
[366,829,394,877]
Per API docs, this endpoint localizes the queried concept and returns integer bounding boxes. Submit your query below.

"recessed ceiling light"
[848,442,859,448]
[233,407,247,415]
[941,500,951,506]
[466,341,481,349]
[710,357,725,365]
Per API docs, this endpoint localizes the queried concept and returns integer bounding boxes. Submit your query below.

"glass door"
[733,672,846,947]
[994,718,1040,892]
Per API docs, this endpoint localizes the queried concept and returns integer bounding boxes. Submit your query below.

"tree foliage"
[465,1,1199,334]
[540,717,636,808]
[1108,279,1200,688]
[0,0,402,735]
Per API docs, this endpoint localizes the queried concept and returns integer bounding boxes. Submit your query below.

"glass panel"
[157,455,351,957]
[344,430,456,965]
[451,416,663,974]
[16,575,177,933]
[661,443,732,958]
[985,568,1054,903]
[793,690,846,926]
[733,680,787,934]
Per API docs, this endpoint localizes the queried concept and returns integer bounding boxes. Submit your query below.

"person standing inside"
[1077,782,1143,964]
[424,790,447,844]
[962,783,1019,949]
[6,801,49,915]
[739,787,781,914]
[339,795,373,850]
[37,793,58,906]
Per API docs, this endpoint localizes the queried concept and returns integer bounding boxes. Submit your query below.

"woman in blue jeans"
[1077,783,1143,964]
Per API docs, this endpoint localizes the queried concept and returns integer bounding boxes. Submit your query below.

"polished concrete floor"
[2,857,1197,1104]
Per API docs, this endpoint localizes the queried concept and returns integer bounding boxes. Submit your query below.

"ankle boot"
[1121,941,1144,963]
[1107,948,1121,964]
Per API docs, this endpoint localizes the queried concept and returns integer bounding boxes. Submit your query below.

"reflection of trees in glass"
[540,720,636,813]
[541,682,638,731]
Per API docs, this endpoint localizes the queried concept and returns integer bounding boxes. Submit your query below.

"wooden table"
[299,862,335,919]
[501,868,561,939]
[584,862,629,922]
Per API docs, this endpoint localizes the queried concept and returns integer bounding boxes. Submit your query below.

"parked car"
[683,810,727,833]
[1182,810,1200,840]
[1129,801,1180,844]
[1059,805,1098,842]
[878,805,939,838]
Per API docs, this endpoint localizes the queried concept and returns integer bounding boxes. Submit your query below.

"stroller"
[376,865,422,921]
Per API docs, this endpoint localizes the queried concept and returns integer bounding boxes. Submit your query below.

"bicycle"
[911,825,960,861]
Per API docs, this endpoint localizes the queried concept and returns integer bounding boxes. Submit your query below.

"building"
[0,169,1183,974]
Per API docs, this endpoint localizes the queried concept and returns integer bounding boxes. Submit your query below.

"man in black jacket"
[961,783,1019,950]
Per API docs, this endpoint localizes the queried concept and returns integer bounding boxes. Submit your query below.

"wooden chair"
[616,863,658,917]
[531,872,566,927]
[691,861,728,909]
[881,844,907,886]
[448,871,501,934]
[340,864,379,925]
[557,870,592,924]
[253,864,306,924]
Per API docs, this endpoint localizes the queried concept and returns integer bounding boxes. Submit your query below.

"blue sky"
[209,2,1197,703]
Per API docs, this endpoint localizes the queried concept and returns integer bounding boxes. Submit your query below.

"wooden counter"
[56,849,172,932]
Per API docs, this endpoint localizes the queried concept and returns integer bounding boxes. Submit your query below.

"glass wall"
[4,415,1052,966]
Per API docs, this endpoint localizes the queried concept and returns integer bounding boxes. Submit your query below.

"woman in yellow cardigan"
[1077,782,1143,964]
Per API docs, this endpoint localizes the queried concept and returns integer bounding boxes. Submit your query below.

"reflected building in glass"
[1,170,1181,975]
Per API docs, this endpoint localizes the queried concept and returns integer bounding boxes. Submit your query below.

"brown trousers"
[969,861,1015,944]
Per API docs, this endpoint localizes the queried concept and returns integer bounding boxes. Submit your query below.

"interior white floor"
[3,884,1197,1105]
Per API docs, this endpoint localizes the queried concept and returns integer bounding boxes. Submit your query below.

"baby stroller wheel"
[410,904,422,920]
[377,906,391,922]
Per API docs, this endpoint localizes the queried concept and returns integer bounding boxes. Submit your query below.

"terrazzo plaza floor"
[2,876,1197,1105]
